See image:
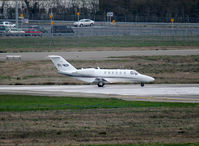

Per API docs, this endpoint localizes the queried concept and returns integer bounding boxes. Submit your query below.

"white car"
[8,28,25,33]
[73,19,94,27]
[0,21,16,28]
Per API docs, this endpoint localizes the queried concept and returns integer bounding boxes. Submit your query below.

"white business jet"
[49,55,155,87]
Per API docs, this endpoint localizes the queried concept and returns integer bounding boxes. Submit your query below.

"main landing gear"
[97,82,105,87]
[141,83,144,87]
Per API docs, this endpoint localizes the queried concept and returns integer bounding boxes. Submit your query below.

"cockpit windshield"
[130,70,138,75]
[134,70,138,75]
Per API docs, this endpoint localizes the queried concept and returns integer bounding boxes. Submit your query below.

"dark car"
[0,25,9,33]
[51,25,74,33]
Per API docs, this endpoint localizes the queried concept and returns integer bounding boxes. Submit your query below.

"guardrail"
[1,19,199,27]
[6,55,21,60]
[0,32,75,37]
[0,33,43,37]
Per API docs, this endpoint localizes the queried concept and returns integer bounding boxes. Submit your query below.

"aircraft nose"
[143,75,155,82]
[150,77,155,82]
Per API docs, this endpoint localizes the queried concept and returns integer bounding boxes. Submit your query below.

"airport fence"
[0,20,199,51]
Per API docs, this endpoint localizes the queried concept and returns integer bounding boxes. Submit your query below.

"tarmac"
[0,84,199,103]
[1,49,199,61]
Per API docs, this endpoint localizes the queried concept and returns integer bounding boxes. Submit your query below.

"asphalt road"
[34,23,199,37]
[1,49,199,61]
[72,25,199,37]
[0,84,199,103]
[1,23,199,37]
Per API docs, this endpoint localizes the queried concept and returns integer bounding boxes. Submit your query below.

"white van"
[0,21,16,28]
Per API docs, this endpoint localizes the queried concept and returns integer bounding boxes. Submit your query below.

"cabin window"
[130,71,134,75]
[108,72,110,74]
[104,71,106,74]
[124,72,126,75]
[112,71,114,74]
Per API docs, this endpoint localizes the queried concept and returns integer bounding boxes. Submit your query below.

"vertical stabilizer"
[48,55,77,72]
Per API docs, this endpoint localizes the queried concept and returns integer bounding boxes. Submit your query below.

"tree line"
[0,0,99,20]
[99,0,199,22]
[0,0,199,22]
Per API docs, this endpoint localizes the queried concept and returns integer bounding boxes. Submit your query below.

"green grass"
[0,75,9,80]
[0,95,198,112]
[1,36,199,52]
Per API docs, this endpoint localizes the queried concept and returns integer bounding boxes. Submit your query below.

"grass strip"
[1,36,199,52]
[0,95,198,112]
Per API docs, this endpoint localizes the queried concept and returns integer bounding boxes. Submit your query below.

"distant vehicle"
[0,21,16,28]
[0,26,9,34]
[30,25,48,33]
[52,25,74,33]
[25,28,42,36]
[49,55,155,87]
[8,28,25,34]
[73,19,94,27]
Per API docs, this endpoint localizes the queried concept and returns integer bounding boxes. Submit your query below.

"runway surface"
[1,49,199,61]
[0,84,199,103]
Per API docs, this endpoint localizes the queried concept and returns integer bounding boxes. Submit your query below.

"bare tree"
[89,0,99,20]
[0,0,10,18]
[0,0,5,15]
[23,0,32,18]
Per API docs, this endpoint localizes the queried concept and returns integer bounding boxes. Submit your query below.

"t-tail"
[48,55,77,73]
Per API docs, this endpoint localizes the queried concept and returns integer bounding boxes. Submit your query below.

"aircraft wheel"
[141,83,144,87]
[97,82,104,87]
